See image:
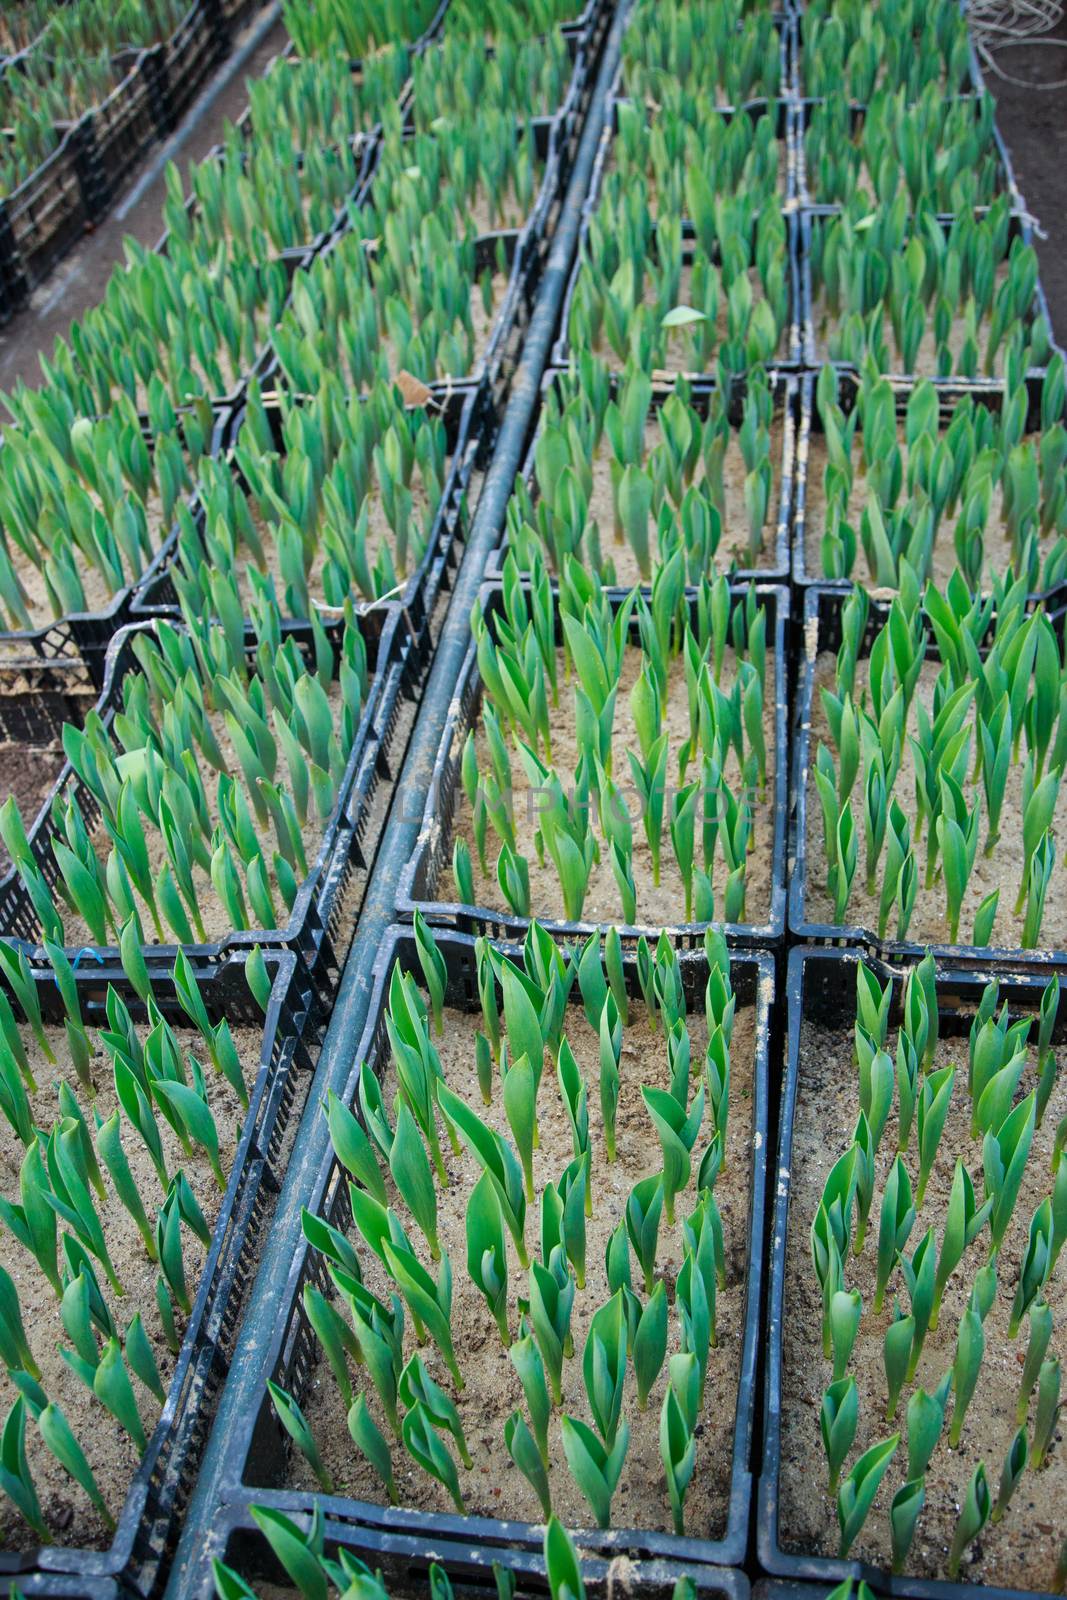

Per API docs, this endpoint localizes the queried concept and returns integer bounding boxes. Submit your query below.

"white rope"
[967,0,1067,88]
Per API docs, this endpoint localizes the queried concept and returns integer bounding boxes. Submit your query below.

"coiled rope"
[967,0,1067,88]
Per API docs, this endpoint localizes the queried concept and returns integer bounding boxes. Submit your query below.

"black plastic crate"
[153,132,376,268]
[405,28,590,154]
[582,87,798,227]
[214,0,266,38]
[752,1585,826,1600]
[235,926,773,1573]
[397,581,791,949]
[485,365,797,587]
[760,945,1067,1600]
[434,0,601,55]
[0,210,16,323]
[273,0,445,86]
[147,214,312,415]
[376,114,563,250]
[792,95,1023,214]
[0,402,235,699]
[0,1576,117,1599]
[0,653,97,743]
[551,207,804,375]
[262,221,547,408]
[130,381,493,651]
[561,69,800,319]
[791,367,1067,599]
[0,945,321,1591]
[546,38,595,209]
[788,582,1067,967]
[81,50,162,215]
[561,0,612,63]
[612,12,797,111]
[209,1498,751,1600]
[792,1,988,100]
[479,226,550,401]
[237,45,401,159]
[155,0,224,133]
[0,603,413,1008]
[797,207,1061,383]
[1,119,94,303]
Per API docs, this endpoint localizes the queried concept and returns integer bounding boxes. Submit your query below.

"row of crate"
[0,0,1054,690]
[0,0,604,686]
[13,928,1052,1600]
[3,0,1067,1109]
[182,5,1067,1593]
[0,0,618,1588]
[2,0,1065,1593]
[15,560,1067,1007]
[207,937,1065,1600]
[0,0,269,319]
[6,214,1057,697]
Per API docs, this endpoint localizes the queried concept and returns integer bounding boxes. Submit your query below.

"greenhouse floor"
[983,16,1067,331]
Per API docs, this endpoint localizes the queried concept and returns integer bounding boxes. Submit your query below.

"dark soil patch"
[984,18,1067,339]
[0,742,66,873]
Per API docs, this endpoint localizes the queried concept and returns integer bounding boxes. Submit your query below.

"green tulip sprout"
[466,1171,511,1347]
[560,1414,629,1530]
[659,1352,699,1536]
[268,1380,332,1493]
[890,1477,926,1575]
[402,1401,465,1513]
[1018,1301,1054,1423]
[992,1427,1029,1523]
[821,1375,859,1495]
[948,1462,992,1577]
[1030,1357,1061,1470]
[837,1434,900,1556]
[905,1371,951,1481]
